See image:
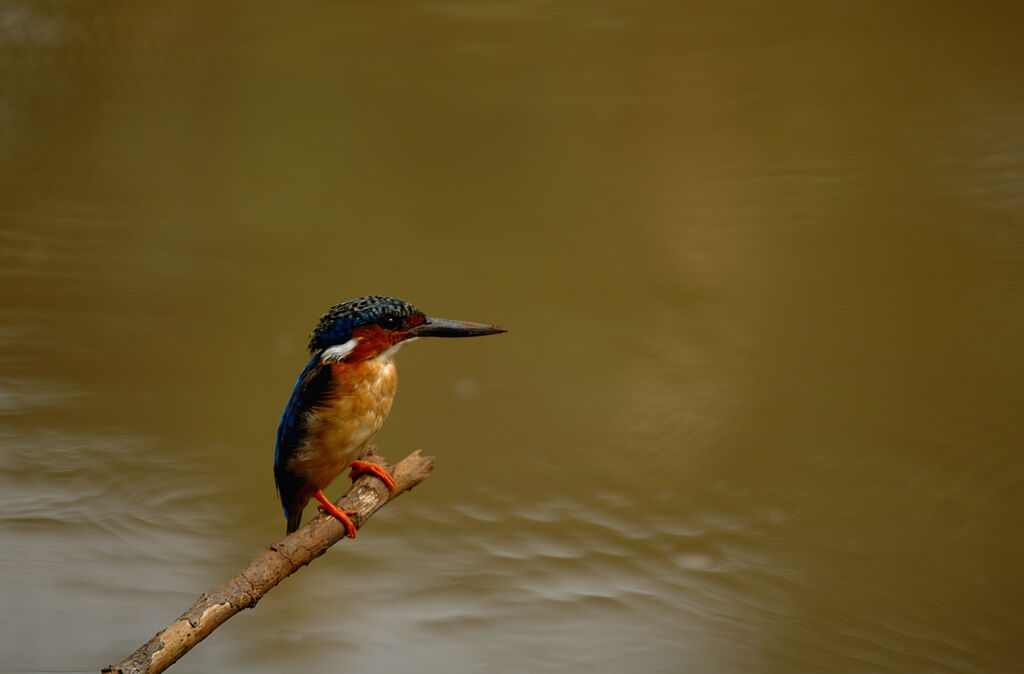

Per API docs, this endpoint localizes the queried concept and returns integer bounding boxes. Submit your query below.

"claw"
[349,459,397,493]
[312,489,358,538]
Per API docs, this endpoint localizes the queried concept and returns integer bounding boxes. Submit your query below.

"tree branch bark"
[103,447,434,674]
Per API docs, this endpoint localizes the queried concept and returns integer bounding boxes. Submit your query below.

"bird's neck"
[327,356,399,401]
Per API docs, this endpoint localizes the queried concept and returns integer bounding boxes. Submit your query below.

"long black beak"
[408,316,506,338]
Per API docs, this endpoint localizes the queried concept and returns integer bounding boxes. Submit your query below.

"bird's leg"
[312,489,358,538]
[348,460,397,493]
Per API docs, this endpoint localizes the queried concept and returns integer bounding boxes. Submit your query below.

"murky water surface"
[2,3,1023,672]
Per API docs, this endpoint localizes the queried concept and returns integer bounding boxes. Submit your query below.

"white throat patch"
[375,340,408,361]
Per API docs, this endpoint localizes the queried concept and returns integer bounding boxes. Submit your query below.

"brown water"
[2,3,1023,672]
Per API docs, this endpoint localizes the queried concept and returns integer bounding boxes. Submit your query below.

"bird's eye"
[379,316,401,331]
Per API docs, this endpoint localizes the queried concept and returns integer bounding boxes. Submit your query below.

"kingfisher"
[274,295,505,535]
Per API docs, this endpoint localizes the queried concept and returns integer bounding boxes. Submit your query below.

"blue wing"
[274,353,335,531]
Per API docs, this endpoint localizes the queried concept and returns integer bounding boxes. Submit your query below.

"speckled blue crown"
[308,296,421,352]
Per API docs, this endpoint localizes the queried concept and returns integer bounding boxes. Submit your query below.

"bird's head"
[309,295,505,363]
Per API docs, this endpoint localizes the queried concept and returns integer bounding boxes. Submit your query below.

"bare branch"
[103,448,435,674]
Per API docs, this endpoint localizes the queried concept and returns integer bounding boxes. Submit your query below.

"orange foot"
[312,489,358,538]
[348,459,396,493]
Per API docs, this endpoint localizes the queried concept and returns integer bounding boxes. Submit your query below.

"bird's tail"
[276,467,308,534]
[286,507,304,534]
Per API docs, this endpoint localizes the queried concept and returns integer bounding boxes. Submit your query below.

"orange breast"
[288,357,398,492]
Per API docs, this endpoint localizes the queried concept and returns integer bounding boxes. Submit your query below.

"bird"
[274,295,505,535]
